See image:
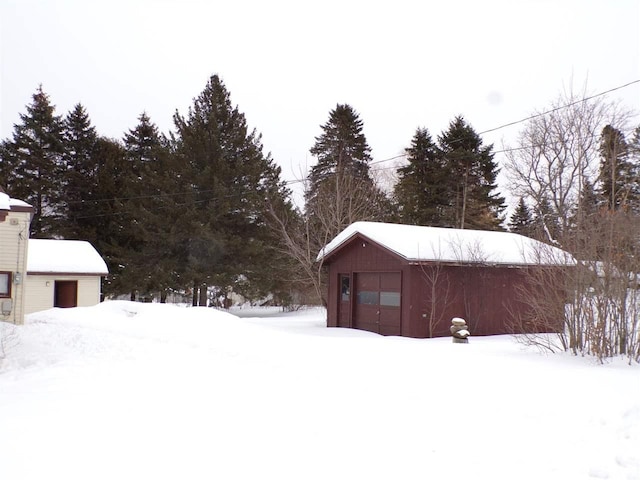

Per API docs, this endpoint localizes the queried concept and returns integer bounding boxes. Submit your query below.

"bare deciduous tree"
[267,171,389,305]
[504,87,631,242]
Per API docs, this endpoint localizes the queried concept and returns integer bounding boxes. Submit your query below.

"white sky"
[1,0,639,206]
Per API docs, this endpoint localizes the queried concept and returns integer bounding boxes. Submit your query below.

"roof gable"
[318,222,574,266]
[27,239,109,275]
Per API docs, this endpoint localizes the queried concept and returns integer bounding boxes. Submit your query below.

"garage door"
[354,272,401,335]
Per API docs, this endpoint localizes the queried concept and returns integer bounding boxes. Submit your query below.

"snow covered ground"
[0,301,638,480]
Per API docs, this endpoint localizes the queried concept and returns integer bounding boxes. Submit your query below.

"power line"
[368,78,640,166]
[478,79,640,136]
[52,78,640,210]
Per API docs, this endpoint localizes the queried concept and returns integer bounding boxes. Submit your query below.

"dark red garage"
[318,222,573,338]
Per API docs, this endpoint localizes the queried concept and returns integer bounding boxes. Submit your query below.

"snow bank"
[0,301,637,480]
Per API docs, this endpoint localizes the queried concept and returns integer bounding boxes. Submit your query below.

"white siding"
[0,211,31,324]
[24,274,103,315]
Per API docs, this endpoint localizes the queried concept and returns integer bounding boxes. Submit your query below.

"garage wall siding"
[409,265,531,337]
[24,275,102,315]
[326,237,407,330]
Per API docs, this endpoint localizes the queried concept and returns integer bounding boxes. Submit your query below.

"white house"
[0,190,32,325]
[1,190,108,323]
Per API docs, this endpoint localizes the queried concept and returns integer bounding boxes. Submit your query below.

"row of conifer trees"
[1,75,638,306]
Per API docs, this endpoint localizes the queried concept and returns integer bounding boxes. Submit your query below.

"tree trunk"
[199,284,208,307]
[192,281,198,306]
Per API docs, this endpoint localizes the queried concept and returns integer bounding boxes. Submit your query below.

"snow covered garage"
[318,222,572,338]
[25,239,108,315]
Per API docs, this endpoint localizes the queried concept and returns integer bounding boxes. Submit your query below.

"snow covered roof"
[0,192,9,210]
[9,198,32,209]
[317,221,575,266]
[0,191,32,211]
[27,239,109,275]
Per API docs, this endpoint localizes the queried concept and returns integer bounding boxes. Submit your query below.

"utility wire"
[368,79,640,166]
[60,78,640,208]
[478,79,640,136]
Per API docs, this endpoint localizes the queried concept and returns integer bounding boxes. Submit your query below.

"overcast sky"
[1,0,639,206]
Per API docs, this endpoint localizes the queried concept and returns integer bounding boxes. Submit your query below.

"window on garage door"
[380,291,400,307]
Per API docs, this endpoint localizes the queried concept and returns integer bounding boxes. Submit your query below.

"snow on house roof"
[0,191,32,210]
[27,239,109,275]
[9,198,32,208]
[0,192,9,210]
[317,221,575,266]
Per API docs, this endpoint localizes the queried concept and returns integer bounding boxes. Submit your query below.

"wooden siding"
[0,210,30,324]
[326,235,409,332]
[24,274,102,315]
[324,233,562,338]
[407,264,536,337]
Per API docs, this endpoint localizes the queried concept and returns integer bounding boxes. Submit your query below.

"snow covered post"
[450,317,470,344]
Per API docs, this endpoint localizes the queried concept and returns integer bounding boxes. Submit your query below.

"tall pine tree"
[394,128,448,226]
[305,104,389,241]
[437,116,505,230]
[508,197,534,237]
[308,104,372,188]
[116,113,175,300]
[0,85,65,237]
[88,137,130,297]
[172,74,288,305]
[598,124,634,210]
[60,103,99,239]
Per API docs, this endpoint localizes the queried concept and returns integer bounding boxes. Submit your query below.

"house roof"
[27,239,109,275]
[0,191,33,211]
[317,221,574,266]
[10,198,32,209]
[0,192,9,210]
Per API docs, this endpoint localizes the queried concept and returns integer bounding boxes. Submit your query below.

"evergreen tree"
[117,113,175,300]
[508,197,534,237]
[437,116,505,230]
[629,125,640,160]
[598,125,633,210]
[627,125,640,213]
[576,179,601,220]
[305,104,389,240]
[172,74,289,304]
[0,85,65,237]
[87,137,130,297]
[308,104,372,187]
[531,195,561,244]
[60,103,99,239]
[394,128,449,226]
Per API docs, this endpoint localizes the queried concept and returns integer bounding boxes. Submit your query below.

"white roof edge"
[9,198,32,208]
[317,221,575,266]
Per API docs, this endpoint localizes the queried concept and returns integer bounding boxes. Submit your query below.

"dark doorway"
[354,272,401,335]
[54,281,78,308]
[337,274,351,327]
